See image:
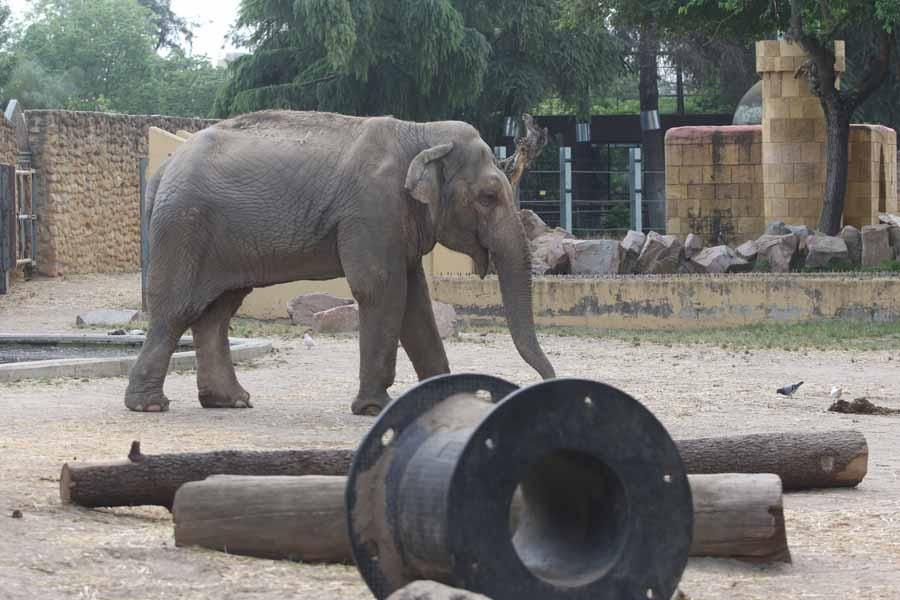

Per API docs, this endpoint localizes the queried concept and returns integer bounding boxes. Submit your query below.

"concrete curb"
[0,334,272,383]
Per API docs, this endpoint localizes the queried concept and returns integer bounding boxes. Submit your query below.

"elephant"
[126,110,555,416]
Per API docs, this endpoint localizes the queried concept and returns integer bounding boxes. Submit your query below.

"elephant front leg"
[399,264,450,381]
[351,278,408,417]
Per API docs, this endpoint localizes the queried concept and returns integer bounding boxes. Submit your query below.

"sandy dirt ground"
[1,273,899,600]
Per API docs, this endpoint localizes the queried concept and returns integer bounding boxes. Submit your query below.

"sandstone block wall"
[26,111,214,275]
[0,117,17,167]
[842,124,897,229]
[665,125,763,244]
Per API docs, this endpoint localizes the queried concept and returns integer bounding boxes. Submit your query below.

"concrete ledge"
[0,334,272,383]
[431,273,900,330]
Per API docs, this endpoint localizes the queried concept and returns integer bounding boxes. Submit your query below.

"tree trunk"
[639,18,665,226]
[676,60,685,116]
[819,100,852,235]
[59,442,354,510]
[60,431,867,509]
[173,474,790,564]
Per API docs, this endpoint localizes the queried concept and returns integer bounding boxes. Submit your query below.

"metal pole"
[629,147,643,232]
[559,146,572,232]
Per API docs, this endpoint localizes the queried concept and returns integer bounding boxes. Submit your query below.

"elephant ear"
[404,143,454,209]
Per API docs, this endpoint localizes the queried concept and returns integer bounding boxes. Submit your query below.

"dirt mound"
[828,397,900,416]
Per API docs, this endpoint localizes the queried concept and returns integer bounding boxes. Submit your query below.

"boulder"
[519,209,549,241]
[765,220,790,236]
[879,213,900,228]
[76,309,141,328]
[637,232,685,274]
[684,233,704,259]
[313,304,359,333]
[735,240,759,262]
[287,293,355,326]
[530,228,572,275]
[861,224,893,268]
[839,225,862,266]
[755,234,799,273]
[888,227,900,259]
[805,235,849,269]
[387,581,492,600]
[619,230,646,274]
[431,301,458,339]
[689,245,751,274]
[563,239,621,275]
[786,225,812,251]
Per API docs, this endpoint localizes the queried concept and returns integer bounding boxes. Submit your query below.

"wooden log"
[59,430,867,510]
[60,441,354,509]
[172,473,790,564]
[676,430,868,491]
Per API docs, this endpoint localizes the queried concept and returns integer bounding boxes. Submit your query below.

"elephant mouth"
[474,247,490,278]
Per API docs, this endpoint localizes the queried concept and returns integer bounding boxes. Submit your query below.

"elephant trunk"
[490,216,556,380]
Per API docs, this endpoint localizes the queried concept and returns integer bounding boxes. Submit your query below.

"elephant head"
[405,124,556,380]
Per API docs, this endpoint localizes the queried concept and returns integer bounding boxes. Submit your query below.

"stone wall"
[843,124,897,229]
[0,116,17,167]
[432,273,900,330]
[26,111,215,275]
[665,125,763,245]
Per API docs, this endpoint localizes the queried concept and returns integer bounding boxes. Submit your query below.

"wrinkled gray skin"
[126,110,555,415]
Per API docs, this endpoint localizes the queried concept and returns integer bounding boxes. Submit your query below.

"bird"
[776,381,803,397]
[303,331,316,350]
[830,385,843,400]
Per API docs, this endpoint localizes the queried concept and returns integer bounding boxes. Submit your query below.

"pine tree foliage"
[214,0,619,135]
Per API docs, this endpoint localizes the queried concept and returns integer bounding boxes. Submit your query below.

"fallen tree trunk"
[173,473,790,564]
[61,430,866,509]
[60,442,353,510]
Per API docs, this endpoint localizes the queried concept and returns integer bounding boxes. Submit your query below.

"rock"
[519,209,549,241]
[861,224,893,268]
[76,309,141,328]
[840,225,862,266]
[619,230,646,274]
[562,239,621,275]
[637,231,684,274]
[386,581,492,600]
[684,233,704,259]
[786,225,812,250]
[735,240,759,262]
[530,228,573,275]
[765,220,790,236]
[431,301,458,339]
[888,227,900,259]
[805,234,849,269]
[755,234,798,273]
[878,213,900,228]
[287,293,354,327]
[313,304,359,333]
[689,245,751,274]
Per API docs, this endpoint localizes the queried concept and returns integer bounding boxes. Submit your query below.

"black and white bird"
[830,385,843,400]
[776,381,803,397]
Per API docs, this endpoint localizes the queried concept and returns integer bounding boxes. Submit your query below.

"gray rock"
[387,581,492,600]
[839,225,861,266]
[313,304,359,333]
[287,293,354,326]
[431,301,458,339]
[519,209,549,241]
[878,212,900,228]
[786,225,812,250]
[530,228,573,275]
[637,232,685,274]
[563,239,621,275]
[888,227,900,258]
[735,240,759,262]
[689,245,751,274]
[765,220,790,236]
[805,235,849,269]
[861,224,893,268]
[684,233,704,259]
[76,309,141,328]
[619,230,646,274]
[755,234,799,273]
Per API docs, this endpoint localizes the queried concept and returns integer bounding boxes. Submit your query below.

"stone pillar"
[756,39,845,229]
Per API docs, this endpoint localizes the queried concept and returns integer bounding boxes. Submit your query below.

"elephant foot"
[124,390,171,413]
[351,391,392,416]
[198,384,253,409]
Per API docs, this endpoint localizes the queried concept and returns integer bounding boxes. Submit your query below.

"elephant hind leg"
[125,318,190,413]
[192,288,253,409]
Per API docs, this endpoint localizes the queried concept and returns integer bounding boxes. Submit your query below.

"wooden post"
[172,473,790,564]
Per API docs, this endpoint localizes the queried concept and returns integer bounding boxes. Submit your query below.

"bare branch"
[497,114,549,188]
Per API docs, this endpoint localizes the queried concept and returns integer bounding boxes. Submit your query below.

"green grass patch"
[470,320,900,352]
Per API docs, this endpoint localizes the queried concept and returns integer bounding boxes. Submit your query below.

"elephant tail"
[143,158,168,228]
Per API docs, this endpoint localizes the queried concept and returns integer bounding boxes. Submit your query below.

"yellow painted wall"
[431,274,900,330]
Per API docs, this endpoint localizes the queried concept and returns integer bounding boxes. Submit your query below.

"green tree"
[137,0,194,50]
[215,0,619,142]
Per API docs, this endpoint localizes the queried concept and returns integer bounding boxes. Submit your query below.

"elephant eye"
[479,191,498,205]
